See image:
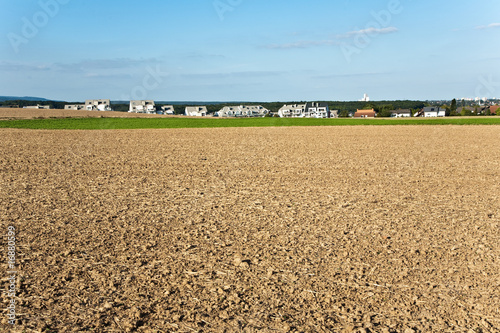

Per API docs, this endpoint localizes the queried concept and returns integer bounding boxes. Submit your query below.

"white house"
[85,99,112,111]
[185,106,208,117]
[129,100,156,113]
[390,109,412,117]
[305,102,330,118]
[278,102,330,118]
[64,104,85,110]
[423,107,446,117]
[217,105,269,117]
[24,104,50,109]
[161,105,175,115]
[278,104,306,117]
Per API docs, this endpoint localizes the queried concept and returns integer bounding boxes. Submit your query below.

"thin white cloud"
[184,53,226,60]
[180,71,283,79]
[265,40,340,50]
[0,58,163,74]
[265,27,398,50]
[0,61,51,72]
[314,72,388,79]
[339,27,398,38]
[54,58,162,72]
[476,23,500,30]
[84,73,134,79]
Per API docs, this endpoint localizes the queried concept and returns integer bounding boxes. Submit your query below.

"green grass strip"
[0,117,500,130]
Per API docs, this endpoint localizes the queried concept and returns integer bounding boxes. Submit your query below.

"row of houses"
[353,107,447,118]
[65,99,113,111]
[355,106,498,118]
[275,106,446,118]
[60,101,460,118]
[33,99,499,118]
[185,105,271,117]
[127,103,270,117]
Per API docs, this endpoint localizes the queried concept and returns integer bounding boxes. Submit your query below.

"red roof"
[490,105,499,114]
[354,109,376,118]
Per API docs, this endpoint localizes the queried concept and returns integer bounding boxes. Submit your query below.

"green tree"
[338,109,350,118]
[364,103,376,110]
[376,104,393,117]
[461,108,472,116]
[450,98,457,114]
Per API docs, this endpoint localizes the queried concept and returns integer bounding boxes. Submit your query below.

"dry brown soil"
[0,126,499,332]
[0,108,178,119]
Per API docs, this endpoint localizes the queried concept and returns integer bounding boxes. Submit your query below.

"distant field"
[0,108,170,120]
[1,115,500,129]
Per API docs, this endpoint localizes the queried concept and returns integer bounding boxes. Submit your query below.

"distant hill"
[0,96,62,102]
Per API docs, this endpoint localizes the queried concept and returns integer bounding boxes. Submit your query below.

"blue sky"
[0,0,499,102]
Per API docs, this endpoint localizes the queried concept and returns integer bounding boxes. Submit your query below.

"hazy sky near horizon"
[1,0,499,102]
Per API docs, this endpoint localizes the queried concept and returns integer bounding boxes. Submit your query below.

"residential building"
[490,105,499,114]
[85,99,112,111]
[305,102,330,118]
[278,102,331,118]
[217,105,269,117]
[354,109,376,118]
[23,104,50,109]
[161,105,175,115]
[390,109,412,117]
[129,100,156,113]
[65,104,85,110]
[185,106,208,117]
[422,107,446,117]
[278,104,306,118]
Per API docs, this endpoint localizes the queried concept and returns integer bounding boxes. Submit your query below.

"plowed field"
[1,126,499,332]
[0,108,174,120]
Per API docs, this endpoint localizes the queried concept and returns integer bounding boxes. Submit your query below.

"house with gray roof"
[217,105,269,117]
[65,104,85,110]
[390,109,412,117]
[185,106,208,117]
[129,100,156,113]
[422,107,446,117]
[161,105,175,115]
[278,104,306,118]
[24,104,50,109]
[86,99,112,111]
[305,102,330,118]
